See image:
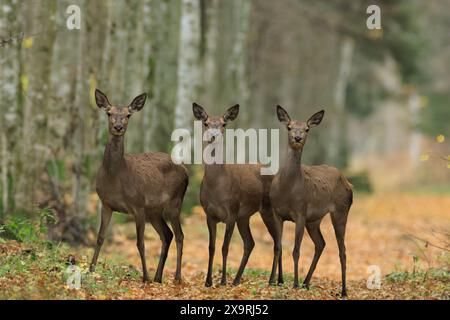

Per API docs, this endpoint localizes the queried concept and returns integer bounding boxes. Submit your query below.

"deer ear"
[129,93,147,112]
[192,102,208,121]
[276,105,291,125]
[223,104,239,122]
[307,110,324,127]
[95,89,111,109]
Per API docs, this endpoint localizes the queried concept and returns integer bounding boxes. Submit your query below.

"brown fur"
[90,89,188,283]
[270,105,353,296]
[193,103,282,286]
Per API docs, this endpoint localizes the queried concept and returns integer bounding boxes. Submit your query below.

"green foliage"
[0,209,57,243]
[347,171,373,193]
[46,160,67,182]
[386,254,450,284]
[181,165,202,216]
[419,92,450,138]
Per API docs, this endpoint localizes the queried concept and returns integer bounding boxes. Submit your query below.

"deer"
[192,103,283,287]
[269,105,353,297]
[89,89,189,283]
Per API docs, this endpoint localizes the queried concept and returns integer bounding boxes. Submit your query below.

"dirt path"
[92,193,449,299]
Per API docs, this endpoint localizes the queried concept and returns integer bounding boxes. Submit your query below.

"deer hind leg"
[90,203,113,272]
[303,219,326,289]
[205,215,217,287]
[135,209,150,282]
[220,220,236,285]
[168,213,184,283]
[260,210,283,286]
[232,217,255,286]
[293,216,306,288]
[149,213,173,283]
[331,207,349,297]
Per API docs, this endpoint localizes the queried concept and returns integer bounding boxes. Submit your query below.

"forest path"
[93,193,449,299]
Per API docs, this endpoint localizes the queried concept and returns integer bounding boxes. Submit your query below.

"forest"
[0,0,449,300]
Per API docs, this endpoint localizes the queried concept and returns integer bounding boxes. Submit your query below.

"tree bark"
[174,0,201,131]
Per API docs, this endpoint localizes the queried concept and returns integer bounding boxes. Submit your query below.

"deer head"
[276,105,324,150]
[95,89,147,136]
[192,103,239,143]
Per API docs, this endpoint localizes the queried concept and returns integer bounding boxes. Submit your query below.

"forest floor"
[0,193,449,300]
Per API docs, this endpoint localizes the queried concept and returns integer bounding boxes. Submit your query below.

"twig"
[407,233,450,252]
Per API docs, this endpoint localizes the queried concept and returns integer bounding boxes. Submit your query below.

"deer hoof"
[232,279,240,286]
[205,280,213,287]
[89,265,96,273]
[174,277,182,285]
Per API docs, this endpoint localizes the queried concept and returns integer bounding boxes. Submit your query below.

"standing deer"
[270,106,353,297]
[192,103,282,287]
[89,89,189,283]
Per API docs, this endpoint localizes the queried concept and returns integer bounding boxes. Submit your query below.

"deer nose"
[114,124,124,131]
[294,136,302,143]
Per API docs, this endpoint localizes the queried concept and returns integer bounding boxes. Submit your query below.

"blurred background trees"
[0,0,449,243]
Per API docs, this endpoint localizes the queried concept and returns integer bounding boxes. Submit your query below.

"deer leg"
[293,216,305,288]
[261,211,283,286]
[135,210,150,282]
[277,223,284,285]
[331,209,349,297]
[205,216,217,287]
[90,204,113,272]
[232,217,255,286]
[150,214,173,283]
[220,220,236,285]
[303,220,326,289]
[169,215,184,283]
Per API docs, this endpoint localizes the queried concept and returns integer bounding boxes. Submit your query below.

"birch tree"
[174,0,201,131]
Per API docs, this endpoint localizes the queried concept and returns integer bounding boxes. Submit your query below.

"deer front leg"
[220,220,236,285]
[205,216,217,287]
[135,210,150,282]
[90,203,113,272]
[293,215,305,288]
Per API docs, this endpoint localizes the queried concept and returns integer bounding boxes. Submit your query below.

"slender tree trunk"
[17,0,57,211]
[329,36,354,168]
[174,0,201,131]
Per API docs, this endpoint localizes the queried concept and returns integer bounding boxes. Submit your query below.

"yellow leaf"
[447,155,450,161]
[419,154,429,162]
[436,135,445,143]
[22,37,33,49]
[447,163,450,169]
[20,74,29,92]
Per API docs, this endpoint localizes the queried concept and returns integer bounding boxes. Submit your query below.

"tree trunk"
[174,0,201,131]
[329,36,354,168]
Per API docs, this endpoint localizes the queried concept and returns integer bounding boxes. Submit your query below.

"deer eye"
[287,126,292,131]
[305,128,309,132]
[127,114,131,118]
[107,112,112,117]
[204,122,208,127]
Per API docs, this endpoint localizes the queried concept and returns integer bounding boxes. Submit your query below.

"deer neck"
[280,147,303,186]
[203,142,227,182]
[103,135,126,174]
